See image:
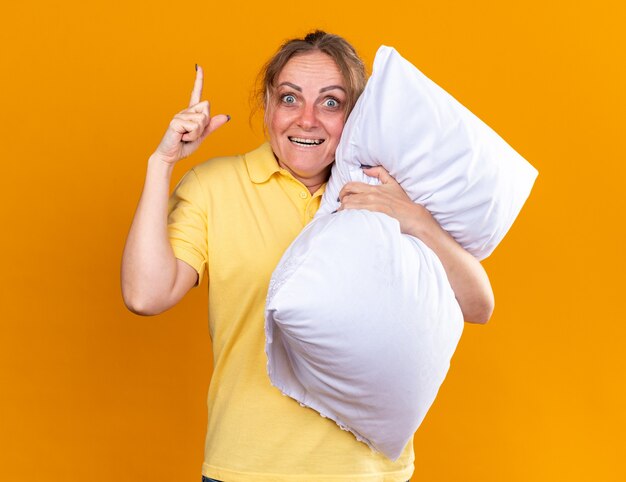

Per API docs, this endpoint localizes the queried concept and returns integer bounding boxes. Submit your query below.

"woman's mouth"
[289,136,325,147]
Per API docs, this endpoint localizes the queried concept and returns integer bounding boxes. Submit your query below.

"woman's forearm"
[410,219,494,324]
[121,155,193,315]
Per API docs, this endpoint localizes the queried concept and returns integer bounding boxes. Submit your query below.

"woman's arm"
[121,66,229,315]
[338,166,494,324]
[121,157,199,315]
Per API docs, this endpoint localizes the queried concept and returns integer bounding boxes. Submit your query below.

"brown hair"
[253,30,366,122]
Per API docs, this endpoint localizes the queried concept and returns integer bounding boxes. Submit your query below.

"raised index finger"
[189,64,204,107]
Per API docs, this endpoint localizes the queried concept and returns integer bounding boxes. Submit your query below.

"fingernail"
[337,197,340,202]
[195,63,198,71]
[226,114,231,122]
[331,210,337,214]
[360,164,373,169]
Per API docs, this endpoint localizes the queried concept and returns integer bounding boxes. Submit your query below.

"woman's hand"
[338,166,437,238]
[153,65,230,165]
[338,166,495,324]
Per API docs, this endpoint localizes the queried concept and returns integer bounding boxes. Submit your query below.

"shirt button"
[299,191,308,199]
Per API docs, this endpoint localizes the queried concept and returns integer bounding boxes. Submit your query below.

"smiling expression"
[266,51,347,193]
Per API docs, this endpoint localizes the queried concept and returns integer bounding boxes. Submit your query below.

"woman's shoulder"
[191,152,245,177]
[191,142,273,178]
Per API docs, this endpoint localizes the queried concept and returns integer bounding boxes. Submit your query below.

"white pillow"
[265,210,463,460]
[265,46,537,460]
[318,46,538,261]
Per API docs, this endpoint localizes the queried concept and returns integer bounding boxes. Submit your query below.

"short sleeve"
[168,168,208,285]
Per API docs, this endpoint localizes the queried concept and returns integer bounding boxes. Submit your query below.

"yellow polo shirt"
[168,143,414,481]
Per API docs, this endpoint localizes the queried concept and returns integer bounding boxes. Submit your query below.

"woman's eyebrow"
[277,82,346,94]
[319,85,346,94]
[277,82,302,92]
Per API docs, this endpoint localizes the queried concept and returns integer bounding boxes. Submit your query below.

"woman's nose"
[297,105,318,130]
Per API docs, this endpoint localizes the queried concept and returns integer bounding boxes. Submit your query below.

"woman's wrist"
[147,153,176,179]
[402,203,441,241]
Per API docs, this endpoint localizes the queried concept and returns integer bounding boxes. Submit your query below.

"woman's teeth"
[289,137,324,146]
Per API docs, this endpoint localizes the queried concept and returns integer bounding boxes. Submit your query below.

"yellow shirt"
[168,143,414,481]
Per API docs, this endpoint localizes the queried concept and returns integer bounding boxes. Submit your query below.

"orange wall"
[1,1,624,481]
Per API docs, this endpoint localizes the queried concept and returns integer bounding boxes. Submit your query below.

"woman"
[122,31,493,482]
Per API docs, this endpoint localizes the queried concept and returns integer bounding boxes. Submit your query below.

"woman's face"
[266,51,347,192]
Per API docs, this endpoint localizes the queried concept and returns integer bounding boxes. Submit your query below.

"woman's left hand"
[338,166,494,324]
[338,166,437,239]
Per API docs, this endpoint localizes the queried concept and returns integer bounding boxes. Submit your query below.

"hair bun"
[304,30,326,43]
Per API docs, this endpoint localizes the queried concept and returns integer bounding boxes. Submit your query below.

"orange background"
[1,1,624,481]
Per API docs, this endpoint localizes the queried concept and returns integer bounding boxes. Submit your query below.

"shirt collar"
[244,142,327,198]
[245,142,281,184]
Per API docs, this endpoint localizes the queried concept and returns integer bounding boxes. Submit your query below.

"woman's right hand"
[152,65,230,165]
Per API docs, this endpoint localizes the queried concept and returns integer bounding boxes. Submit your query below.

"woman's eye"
[282,94,297,104]
[323,98,340,108]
